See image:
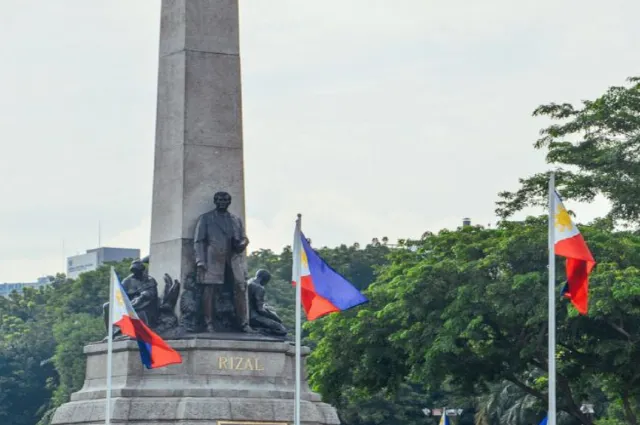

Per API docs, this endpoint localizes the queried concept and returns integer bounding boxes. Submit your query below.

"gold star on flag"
[555,204,574,232]
[115,290,124,306]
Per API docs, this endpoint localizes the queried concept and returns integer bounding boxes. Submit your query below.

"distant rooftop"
[0,277,52,297]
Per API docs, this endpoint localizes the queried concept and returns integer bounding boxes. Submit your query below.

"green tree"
[0,261,133,425]
[496,77,640,224]
[49,314,104,408]
[0,289,56,425]
[474,380,587,425]
[307,220,640,425]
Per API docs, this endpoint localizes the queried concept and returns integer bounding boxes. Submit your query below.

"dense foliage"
[307,219,640,425]
[0,263,131,425]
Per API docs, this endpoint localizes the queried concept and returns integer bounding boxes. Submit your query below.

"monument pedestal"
[51,338,339,425]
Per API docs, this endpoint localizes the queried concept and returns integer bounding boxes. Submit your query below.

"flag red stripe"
[114,316,182,368]
[555,233,594,262]
[292,275,340,321]
[562,258,592,315]
[555,233,595,315]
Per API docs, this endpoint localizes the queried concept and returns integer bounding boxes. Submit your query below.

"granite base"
[50,338,339,425]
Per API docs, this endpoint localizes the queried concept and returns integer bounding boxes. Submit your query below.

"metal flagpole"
[293,214,302,425]
[548,173,557,425]
[105,267,115,425]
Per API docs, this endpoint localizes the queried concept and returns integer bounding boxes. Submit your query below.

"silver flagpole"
[105,267,115,425]
[293,214,302,425]
[548,174,557,425]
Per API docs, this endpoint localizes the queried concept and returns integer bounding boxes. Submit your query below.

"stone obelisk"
[149,0,245,287]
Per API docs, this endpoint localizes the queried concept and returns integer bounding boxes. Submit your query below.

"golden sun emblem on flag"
[115,289,125,307]
[301,249,309,268]
[555,204,574,232]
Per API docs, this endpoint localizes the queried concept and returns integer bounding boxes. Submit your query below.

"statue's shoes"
[240,324,258,334]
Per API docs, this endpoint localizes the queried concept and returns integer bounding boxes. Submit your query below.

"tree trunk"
[622,392,638,425]
[557,375,593,425]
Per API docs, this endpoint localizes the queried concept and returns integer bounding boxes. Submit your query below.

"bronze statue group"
[103,191,287,340]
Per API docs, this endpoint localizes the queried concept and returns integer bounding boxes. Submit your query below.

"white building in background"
[66,247,140,279]
[0,277,52,297]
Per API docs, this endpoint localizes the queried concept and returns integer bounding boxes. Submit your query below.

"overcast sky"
[0,0,637,282]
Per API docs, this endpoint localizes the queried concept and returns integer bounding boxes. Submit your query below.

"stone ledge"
[84,338,307,355]
[52,397,340,425]
[71,388,322,402]
[74,339,320,405]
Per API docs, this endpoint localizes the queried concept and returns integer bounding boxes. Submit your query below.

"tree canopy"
[497,77,640,226]
[307,218,640,425]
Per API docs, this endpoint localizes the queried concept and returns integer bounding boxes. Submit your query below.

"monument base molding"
[50,339,339,425]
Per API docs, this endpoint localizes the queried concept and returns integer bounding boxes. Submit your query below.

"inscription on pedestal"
[217,356,265,371]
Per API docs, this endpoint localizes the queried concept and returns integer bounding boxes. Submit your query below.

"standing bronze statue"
[194,191,251,333]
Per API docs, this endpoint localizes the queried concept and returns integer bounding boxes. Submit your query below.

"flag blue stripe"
[137,340,153,369]
[301,233,368,311]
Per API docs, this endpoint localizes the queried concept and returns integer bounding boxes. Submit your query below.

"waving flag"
[292,223,368,321]
[439,412,450,425]
[110,269,182,369]
[552,191,596,314]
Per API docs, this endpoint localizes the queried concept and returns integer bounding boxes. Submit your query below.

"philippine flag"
[552,191,596,315]
[439,413,451,425]
[110,268,182,369]
[292,223,368,321]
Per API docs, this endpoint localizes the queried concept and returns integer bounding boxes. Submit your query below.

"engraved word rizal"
[217,356,265,371]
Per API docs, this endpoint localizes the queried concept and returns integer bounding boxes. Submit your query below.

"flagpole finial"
[297,213,301,219]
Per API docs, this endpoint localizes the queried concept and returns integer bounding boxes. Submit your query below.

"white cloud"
[104,216,151,257]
